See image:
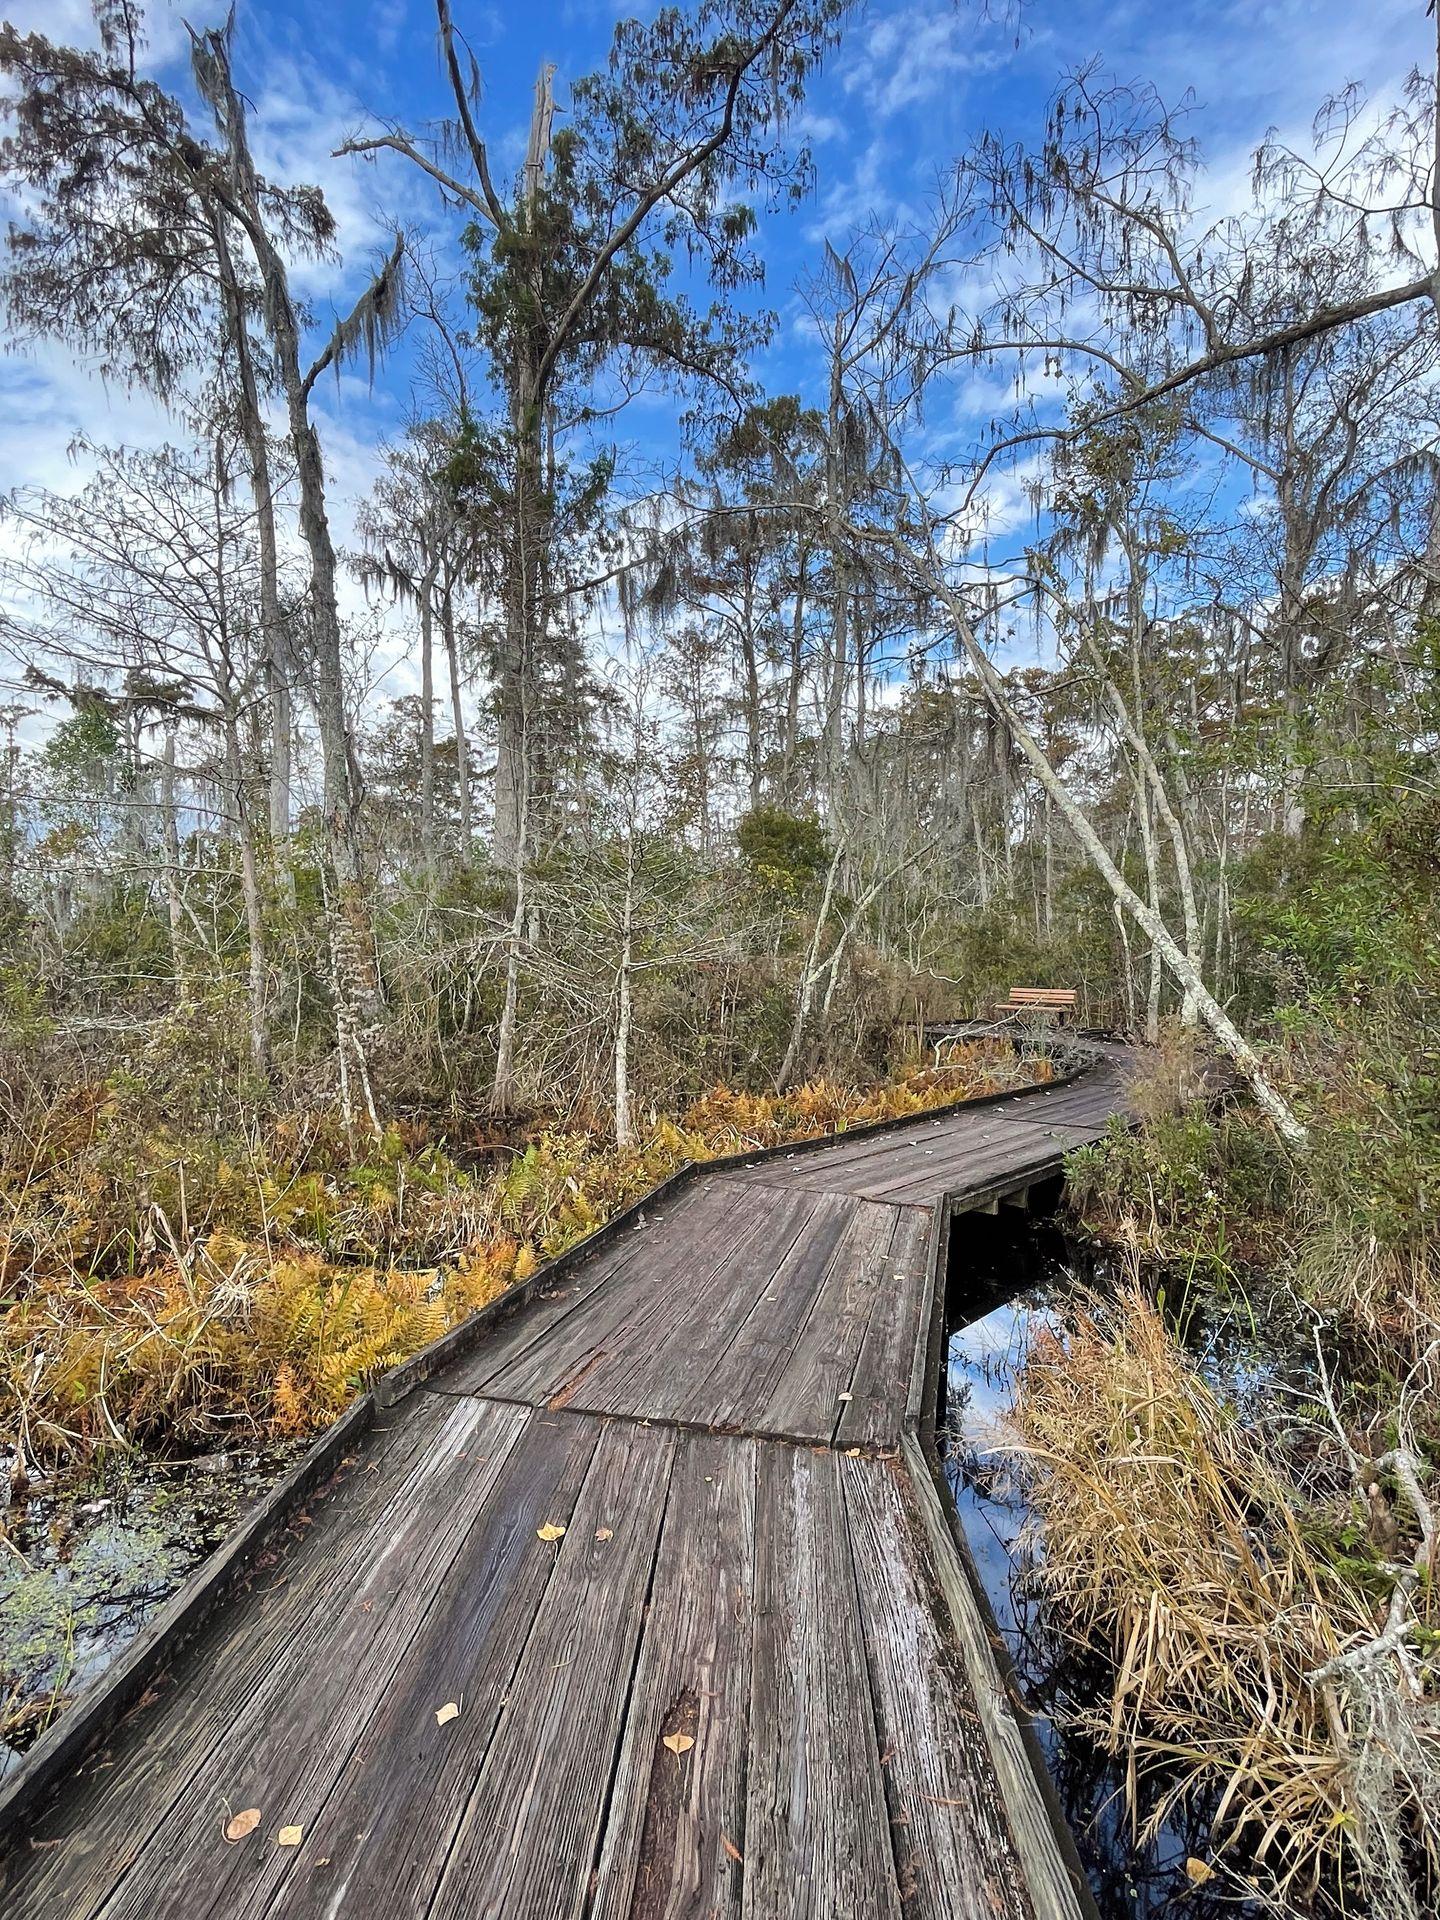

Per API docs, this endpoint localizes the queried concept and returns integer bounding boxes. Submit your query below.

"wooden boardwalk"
[0,1057,1131,1920]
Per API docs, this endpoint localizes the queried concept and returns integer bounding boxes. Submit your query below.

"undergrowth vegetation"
[2,1039,1045,1468]
[1011,1292,1439,1912]
[1016,788,1440,1916]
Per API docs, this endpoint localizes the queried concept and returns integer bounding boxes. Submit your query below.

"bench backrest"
[1007,986,1077,1006]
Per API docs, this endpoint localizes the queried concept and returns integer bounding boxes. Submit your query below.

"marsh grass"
[1007,1289,1440,1913]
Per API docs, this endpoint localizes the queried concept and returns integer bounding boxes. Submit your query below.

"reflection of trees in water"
[940,1213,1284,1920]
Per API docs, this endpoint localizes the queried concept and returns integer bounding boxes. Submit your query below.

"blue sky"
[0,0,1431,713]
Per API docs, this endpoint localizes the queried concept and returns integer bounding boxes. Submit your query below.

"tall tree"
[341,0,850,869]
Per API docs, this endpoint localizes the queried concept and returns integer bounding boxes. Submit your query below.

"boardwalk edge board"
[905,1133,1108,1920]
[899,1432,1097,1920]
[0,1043,1104,1879]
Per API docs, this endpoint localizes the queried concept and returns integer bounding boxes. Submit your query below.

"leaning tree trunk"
[928,567,1309,1147]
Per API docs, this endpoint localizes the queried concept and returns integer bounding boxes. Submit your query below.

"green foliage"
[1068,1111,1292,1276]
[736,805,830,898]
[40,704,120,786]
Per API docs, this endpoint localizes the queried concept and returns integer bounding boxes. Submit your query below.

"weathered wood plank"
[444,1182,749,1400]
[986,1076,1130,1128]
[842,1453,1035,1920]
[861,1128,1092,1207]
[579,1188,820,1430]
[832,1206,935,1451]
[0,1393,457,1918]
[679,1190,860,1439]
[426,1419,678,1920]
[735,1116,1036,1200]
[588,1431,757,1920]
[743,1445,903,1920]
[481,1185,767,1409]
[757,1201,899,1446]
[233,1406,600,1920]
[94,1398,534,1920]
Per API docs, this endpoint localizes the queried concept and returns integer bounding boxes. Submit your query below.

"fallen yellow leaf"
[662,1732,695,1756]
[536,1523,565,1542]
[435,1701,460,1726]
[595,1527,613,1541]
[845,1447,861,1457]
[277,1825,303,1848]
[224,1808,261,1843]
[1185,1858,1215,1886]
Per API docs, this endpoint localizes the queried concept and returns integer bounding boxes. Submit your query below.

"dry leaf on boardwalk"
[595,1527,613,1541]
[224,1808,261,1843]
[721,1833,743,1863]
[435,1701,460,1726]
[662,1732,694,1755]
[536,1523,565,1542]
[277,1826,303,1847]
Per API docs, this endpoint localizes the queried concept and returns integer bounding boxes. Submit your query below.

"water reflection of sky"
[939,1215,1282,1920]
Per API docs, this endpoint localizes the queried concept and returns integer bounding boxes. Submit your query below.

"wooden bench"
[993,986,1078,1022]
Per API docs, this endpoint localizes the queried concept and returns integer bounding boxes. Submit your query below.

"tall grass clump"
[1009,1290,1440,1916]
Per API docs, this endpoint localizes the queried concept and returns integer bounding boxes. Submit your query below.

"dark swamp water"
[939,1198,1318,1920]
[0,1442,298,1777]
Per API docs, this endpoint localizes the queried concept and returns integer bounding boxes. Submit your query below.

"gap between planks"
[417,1381,906,1460]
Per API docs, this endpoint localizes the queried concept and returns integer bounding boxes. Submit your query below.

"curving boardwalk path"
[0,1056,1132,1920]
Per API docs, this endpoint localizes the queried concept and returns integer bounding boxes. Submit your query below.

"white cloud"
[839,5,1010,120]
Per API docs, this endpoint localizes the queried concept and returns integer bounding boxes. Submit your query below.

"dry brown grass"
[1006,1290,1440,1912]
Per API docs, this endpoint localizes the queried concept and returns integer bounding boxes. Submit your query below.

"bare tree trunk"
[614,840,636,1146]
[491,708,530,1112]
[782,542,808,798]
[492,864,525,1113]
[776,834,845,1092]
[925,560,1309,1145]
[443,583,472,859]
[418,558,438,881]
[223,705,271,1079]
[192,32,383,1050]
[1082,595,1202,1024]
[210,207,292,886]
[492,65,555,870]
[728,551,764,810]
[1135,774,1163,1044]
[160,719,187,1004]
